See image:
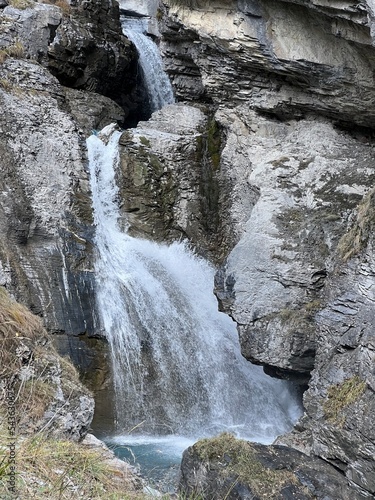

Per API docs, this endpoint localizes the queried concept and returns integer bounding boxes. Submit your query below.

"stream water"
[121,16,175,112]
[87,126,302,490]
[88,18,302,491]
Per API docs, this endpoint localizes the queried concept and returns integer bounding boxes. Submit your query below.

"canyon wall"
[0,0,136,337]
[160,0,375,496]
[1,0,375,496]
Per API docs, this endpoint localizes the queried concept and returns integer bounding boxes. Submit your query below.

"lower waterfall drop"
[88,125,302,447]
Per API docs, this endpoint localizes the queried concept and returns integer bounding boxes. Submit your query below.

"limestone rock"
[82,433,142,490]
[0,0,137,118]
[1,3,62,60]
[277,209,375,496]
[161,0,375,128]
[64,88,126,136]
[47,0,136,107]
[213,106,375,381]
[0,58,98,335]
[117,103,224,260]
[179,434,365,499]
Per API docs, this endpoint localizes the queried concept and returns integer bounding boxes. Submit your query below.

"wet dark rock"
[179,434,367,499]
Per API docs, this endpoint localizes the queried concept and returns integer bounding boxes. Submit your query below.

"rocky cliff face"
[0,56,96,335]
[114,0,375,496]
[1,0,375,496]
[0,0,136,337]
[161,0,375,127]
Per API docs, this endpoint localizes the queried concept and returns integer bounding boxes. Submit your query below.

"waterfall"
[88,124,302,442]
[121,16,175,112]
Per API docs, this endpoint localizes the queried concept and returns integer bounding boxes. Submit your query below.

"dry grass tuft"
[0,287,47,379]
[323,376,367,426]
[5,41,25,59]
[7,0,34,8]
[338,189,375,260]
[0,431,145,499]
[42,0,71,15]
[195,432,298,497]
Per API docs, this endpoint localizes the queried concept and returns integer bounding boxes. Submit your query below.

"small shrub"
[6,41,25,59]
[8,0,34,9]
[323,376,367,426]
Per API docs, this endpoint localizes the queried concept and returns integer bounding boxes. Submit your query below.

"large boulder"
[179,433,366,499]
[117,103,224,259]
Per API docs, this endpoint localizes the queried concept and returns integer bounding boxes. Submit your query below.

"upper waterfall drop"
[121,16,175,112]
[87,125,302,442]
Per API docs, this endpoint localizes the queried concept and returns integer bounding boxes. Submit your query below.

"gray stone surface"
[161,0,375,128]
[117,103,224,260]
[179,437,369,499]
[0,58,97,335]
[214,108,375,380]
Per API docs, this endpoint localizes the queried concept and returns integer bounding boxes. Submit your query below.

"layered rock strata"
[124,0,375,495]
[161,0,375,128]
[0,0,136,335]
[117,104,224,258]
[0,57,97,335]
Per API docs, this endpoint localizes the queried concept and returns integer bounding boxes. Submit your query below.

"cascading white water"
[88,125,302,442]
[121,16,175,112]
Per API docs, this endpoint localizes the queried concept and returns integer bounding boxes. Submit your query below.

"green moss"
[194,433,298,497]
[148,153,164,173]
[323,376,367,426]
[139,136,151,148]
[72,189,94,224]
[195,118,222,238]
[338,189,375,261]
